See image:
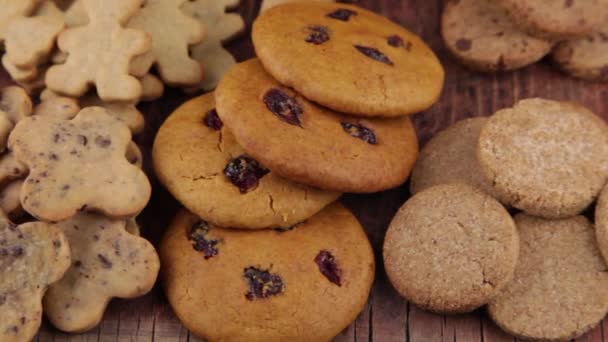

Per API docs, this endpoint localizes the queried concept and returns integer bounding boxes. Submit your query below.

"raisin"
[341,122,377,144]
[97,254,112,269]
[244,267,284,300]
[354,45,393,65]
[223,156,269,193]
[11,246,23,257]
[188,220,219,260]
[327,8,357,21]
[387,34,412,51]
[203,109,223,130]
[305,25,330,45]
[77,135,88,146]
[315,250,342,286]
[263,88,303,126]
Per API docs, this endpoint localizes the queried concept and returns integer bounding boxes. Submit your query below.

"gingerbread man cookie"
[0,86,33,152]
[0,0,38,44]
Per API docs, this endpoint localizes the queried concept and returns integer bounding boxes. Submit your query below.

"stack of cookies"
[153,1,445,341]
[384,98,608,340]
[441,0,608,81]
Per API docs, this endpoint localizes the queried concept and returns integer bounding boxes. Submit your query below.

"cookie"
[495,0,608,40]
[34,93,81,119]
[0,153,28,187]
[488,214,608,340]
[153,93,340,229]
[410,117,498,197]
[46,0,151,101]
[383,183,519,314]
[0,86,33,152]
[181,0,244,91]
[261,0,334,13]
[594,185,608,265]
[44,213,160,333]
[441,0,552,72]
[8,107,151,221]
[1,57,39,82]
[0,0,38,44]
[0,214,71,342]
[252,2,444,117]
[0,180,25,219]
[126,142,143,169]
[160,204,374,342]
[79,93,146,134]
[478,98,608,218]
[216,59,419,193]
[551,25,608,82]
[127,0,205,86]
[139,73,164,102]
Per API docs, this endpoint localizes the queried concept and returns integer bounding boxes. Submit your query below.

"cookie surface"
[551,25,608,82]
[383,183,519,313]
[153,93,340,229]
[594,185,608,265]
[216,59,419,193]
[160,203,374,342]
[478,98,608,218]
[252,2,444,117]
[488,214,608,341]
[441,0,552,71]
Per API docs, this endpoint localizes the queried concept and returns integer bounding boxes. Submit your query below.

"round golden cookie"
[252,2,444,117]
[594,185,608,265]
[488,214,608,341]
[383,183,519,314]
[160,204,375,342]
[552,24,608,82]
[215,59,419,193]
[153,93,340,229]
[410,117,498,197]
[478,98,608,219]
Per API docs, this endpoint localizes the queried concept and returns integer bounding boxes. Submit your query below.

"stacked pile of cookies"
[384,98,608,340]
[441,0,608,81]
[153,2,445,341]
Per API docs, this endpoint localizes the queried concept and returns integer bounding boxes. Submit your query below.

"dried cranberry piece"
[244,267,284,300]
[315,250,342,286]
[305,25,330,45]
[354,45,394,65]
[327,8,357,21]
[263,88,303,126]
[387,34,412,51]
[203,109,223,130]
[223,155,269,193]
[341,122,377,144]
[188,220,219,260]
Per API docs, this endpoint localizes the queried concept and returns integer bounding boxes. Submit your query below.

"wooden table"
[1,0,605,341]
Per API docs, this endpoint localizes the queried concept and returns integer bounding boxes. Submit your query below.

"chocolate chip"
[11,246,23,258]
[97,254,112,269]
[94,136,112,148]
[74,260,82,267]
[203,109,223,130]
[61,184,70,191]
[188,220,219,260]
[305,25,330,45]
[341,122,377,144]
[455,38,472,51]
[315,250,342,286]
[263,88,303,126]
[49,153,59,161]
[327,8,357,21]
[53,133,61,143]
[354,45,394,65]
[244,267,284,300]
[77,135,88,146]
[0,295,5,305]
[20,317,25,325]
[53,240,61,248]
[564,0,574,7]
[223,156,269,193]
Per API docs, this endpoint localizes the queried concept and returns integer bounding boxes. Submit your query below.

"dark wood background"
[0,0,605,341]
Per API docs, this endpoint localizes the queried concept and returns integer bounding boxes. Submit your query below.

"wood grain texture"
[0,0,602,341]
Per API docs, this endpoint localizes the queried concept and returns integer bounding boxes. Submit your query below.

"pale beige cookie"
[46,0,151,101]
[8,107,152,221]
[34,95,81,119]
[551,24,608,82]
[139,73,164,102]
[478,98,608,218]
[594,185,608,265]
[63,0,87,28]
[79,93,145,134]
[261,0,334,13]
[125,218,140,236]
[1,56,39,82]
[489,214,608,341]
[384,183,519,313]
[0,180,25,219]
[0,86,33,152]
[44,213,159,333]
[0,153,28,186]
[128,0,205,86]
[181,0,244,91]
[0,0,38,44]
[0,215,71,342]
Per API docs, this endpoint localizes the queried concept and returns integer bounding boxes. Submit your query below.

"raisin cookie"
[478,98,608,218]
[160,203,374,342]
[442,0,552,71]
[153,93,340,229]
[384,183,519,313]
[488,214,608,341]
[216,59,419,193]
[252,2,444,117]
[551,24,608,82]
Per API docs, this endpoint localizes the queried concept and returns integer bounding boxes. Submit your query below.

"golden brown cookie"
[383,183,519,313]
[478,98,608,218]
[488,214,608,341]
[261,0,334,13]
[160,204,374,342]
[551,24,608,82]
[216,59,419,193]
[252,2,444,117]
[594,185,608,265]
[153,93,340,229]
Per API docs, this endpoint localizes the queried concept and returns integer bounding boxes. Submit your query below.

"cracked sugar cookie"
[153,93,340,229]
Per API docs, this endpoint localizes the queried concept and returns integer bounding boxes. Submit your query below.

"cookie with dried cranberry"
[252,2,444,117]
[551,25,608,82]
[160,203,374,342]
[441,0,552,71]
[215,59,419,193]
[153,93,340,229]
